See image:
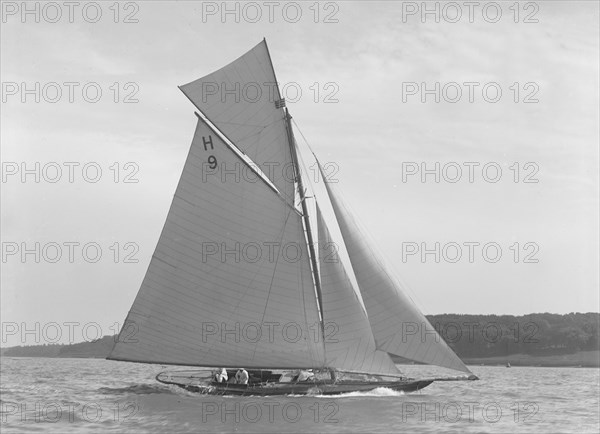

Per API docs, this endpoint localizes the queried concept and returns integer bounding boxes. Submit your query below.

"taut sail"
[179,40,294,203]
[108,117,325,368]
[321,168,473,374]
[316,205,401,376]
[109,40,476,388]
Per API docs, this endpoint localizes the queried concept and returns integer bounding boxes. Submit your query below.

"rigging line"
[302,131,430,321]
[330,181,432,318]
[314,160,369,318]
[321,176,469,372]
[291,118,318,156]
[251,207,294,360]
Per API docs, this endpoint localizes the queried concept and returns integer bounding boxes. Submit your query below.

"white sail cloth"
[110,39,473,376]
[109,118,325,368]
[322,175,473,374]
[179,40,294,203]
[317,206,401,376]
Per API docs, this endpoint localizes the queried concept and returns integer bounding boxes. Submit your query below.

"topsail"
[179,40,294,203]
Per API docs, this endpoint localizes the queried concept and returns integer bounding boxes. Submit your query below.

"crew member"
[235,368,249,385]
[215,368,228,383]
[297,369,315,382]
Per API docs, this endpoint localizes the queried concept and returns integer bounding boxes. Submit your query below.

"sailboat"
[107,39,478,396]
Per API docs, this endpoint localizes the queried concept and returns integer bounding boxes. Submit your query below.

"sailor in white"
[297,369,315,382]
[215,368,228,383]
[235,368,249,385]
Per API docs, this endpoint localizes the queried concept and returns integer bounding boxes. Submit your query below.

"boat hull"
[157,375,433,396]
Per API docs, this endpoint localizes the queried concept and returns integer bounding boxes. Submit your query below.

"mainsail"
[316,205,400,376]
[322,174,472,374]
[110,40,474,379]
[108,117,325,368]
[179,40,294,203]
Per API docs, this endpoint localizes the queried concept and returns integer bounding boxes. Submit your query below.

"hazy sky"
[1,1,598,346]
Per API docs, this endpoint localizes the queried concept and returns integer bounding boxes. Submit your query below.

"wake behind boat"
[107,39,478,396]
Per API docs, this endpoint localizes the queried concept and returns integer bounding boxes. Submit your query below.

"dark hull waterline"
[157,373,434,396]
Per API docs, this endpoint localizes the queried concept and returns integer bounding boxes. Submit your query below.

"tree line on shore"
[1,313,598,359]
[428,312,599,358]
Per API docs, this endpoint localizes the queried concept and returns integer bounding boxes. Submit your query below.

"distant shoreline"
[463,350,600,368]
[2,351,598,368]
[394,350,600,368]
[2,313,598,367]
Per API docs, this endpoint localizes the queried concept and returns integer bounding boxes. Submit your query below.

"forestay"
[317,205,401,376]
[322,173,473,374]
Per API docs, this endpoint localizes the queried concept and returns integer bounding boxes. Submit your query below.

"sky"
[1,1,598,346]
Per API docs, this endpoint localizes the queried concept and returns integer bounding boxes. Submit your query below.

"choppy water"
[0,357,598,433]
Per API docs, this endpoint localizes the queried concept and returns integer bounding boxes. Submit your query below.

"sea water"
[1,357,598,433]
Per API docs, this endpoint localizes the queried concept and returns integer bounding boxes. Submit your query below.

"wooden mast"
[261,39,326,346]
[284,108,325,329]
